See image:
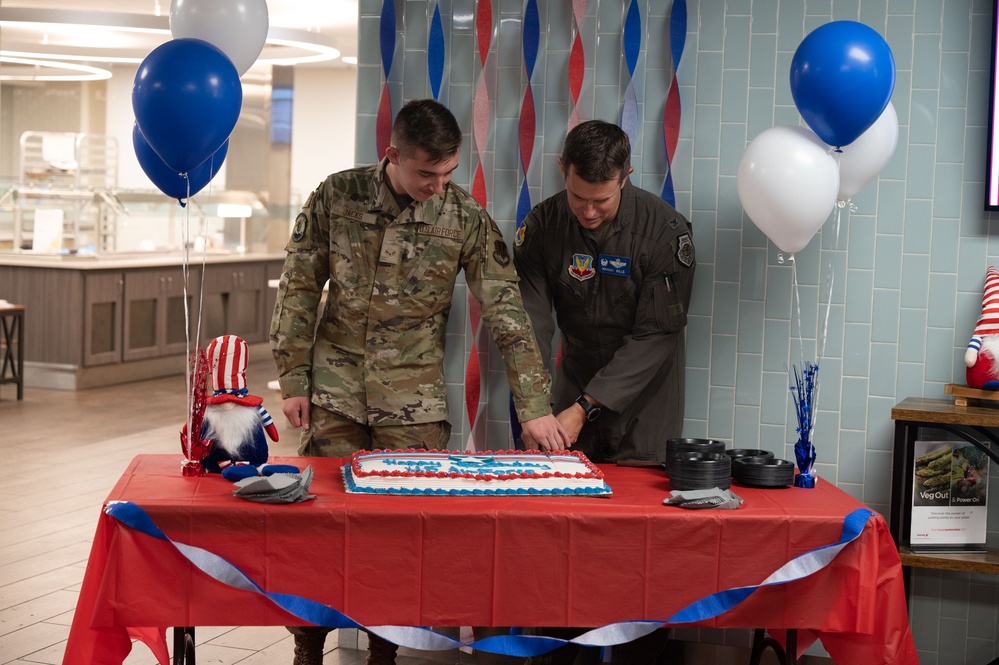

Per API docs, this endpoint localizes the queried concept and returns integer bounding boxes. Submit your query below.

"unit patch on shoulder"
[291,213,308,242]
[514,223,526,247]
[677,233,694,268]
[493,239,511,267]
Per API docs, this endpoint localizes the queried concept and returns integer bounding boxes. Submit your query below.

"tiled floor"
[0,360,480,665]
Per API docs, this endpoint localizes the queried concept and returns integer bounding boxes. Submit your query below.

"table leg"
[749,628,797,665]
[172,626,195,664]
[0,310,23,400]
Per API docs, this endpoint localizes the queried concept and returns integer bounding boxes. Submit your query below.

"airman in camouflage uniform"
[270,98,567,665]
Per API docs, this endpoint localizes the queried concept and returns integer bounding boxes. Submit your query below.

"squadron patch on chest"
[568,253,596,281]
[416,223,462,240]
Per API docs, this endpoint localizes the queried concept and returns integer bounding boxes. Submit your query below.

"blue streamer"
[380,0,396,77]
[624,0,641,77]
[523,0,539,75]
[670,0,687,71]
[428,3,445,100]
[105,502,872,656]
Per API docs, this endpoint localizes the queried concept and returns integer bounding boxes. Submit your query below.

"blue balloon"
[133,123,228,204]
[790,21,895,148]
[132,38,242,174]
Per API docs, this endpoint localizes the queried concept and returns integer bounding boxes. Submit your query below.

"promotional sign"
[911,440,989,551]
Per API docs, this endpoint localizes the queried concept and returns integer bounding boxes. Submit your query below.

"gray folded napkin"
[233,466,316,503]
[663,487,743,510]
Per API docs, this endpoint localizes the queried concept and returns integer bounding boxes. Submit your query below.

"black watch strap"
[575,394,601,421]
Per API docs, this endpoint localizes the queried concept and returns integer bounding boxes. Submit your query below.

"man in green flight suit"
[270,98,568,665]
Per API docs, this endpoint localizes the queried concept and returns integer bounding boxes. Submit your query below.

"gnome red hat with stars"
[966,266,999,390]
[191,335,298,480]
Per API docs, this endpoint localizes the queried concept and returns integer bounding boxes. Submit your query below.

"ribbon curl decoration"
[105,501,873,656]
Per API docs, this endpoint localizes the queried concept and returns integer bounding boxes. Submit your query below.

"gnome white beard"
[203,402,261,459]
[981,336,999,381]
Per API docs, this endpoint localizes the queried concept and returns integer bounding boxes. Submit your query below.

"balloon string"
[183,175,193,461]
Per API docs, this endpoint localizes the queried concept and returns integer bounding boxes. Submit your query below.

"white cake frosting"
[343,449,612,496]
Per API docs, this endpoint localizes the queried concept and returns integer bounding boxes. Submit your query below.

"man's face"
[561,163,629,230]
[386,145,459,202]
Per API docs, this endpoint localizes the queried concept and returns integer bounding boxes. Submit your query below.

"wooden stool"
[0,304,24,400]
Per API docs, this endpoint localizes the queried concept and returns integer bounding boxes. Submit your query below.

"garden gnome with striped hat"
[966,266,999,390]
[198,335,298,479]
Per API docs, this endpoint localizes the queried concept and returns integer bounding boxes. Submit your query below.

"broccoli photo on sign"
[951,444,988,505]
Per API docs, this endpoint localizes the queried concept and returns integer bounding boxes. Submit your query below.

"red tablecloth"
[64,454,916,664]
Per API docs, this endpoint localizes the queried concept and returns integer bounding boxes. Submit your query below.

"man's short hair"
[391,99,462,163]
[560,120,631,183]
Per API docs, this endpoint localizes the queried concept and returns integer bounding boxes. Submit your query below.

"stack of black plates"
[724,448,775,464]
[669,451,732,490]
[732,457,795,488]
[663,438,726,475]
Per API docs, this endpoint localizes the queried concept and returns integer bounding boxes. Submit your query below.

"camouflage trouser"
[297,403,452,457]
[289,406,450,664]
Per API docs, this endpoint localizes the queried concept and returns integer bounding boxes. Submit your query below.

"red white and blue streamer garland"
[105,500,873,657]
[465,0,494,451]
[620,0,642,147]
[567,0,587,130]
[508,0,541,447]
[376,0,397,159]
[661,0,686,206]
[427,2,445,100]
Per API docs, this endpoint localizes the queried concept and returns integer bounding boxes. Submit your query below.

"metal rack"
[6,131,124,253]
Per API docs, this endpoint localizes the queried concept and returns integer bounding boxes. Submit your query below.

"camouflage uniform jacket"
[270,158,552,426]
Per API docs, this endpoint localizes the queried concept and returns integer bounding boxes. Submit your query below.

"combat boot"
[292,631,327,665]
[365,632,398,665]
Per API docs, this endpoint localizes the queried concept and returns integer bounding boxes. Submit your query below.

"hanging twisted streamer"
[465,0,494,451]
[427,1,445,100]
[661,0,686,205]
[620,0,642,147]
[105,500,873,657]
[376,0,397,159]
[508,0,541,447]
[567,0,587,130]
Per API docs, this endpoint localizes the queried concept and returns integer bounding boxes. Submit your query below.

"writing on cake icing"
[381,455,550,475]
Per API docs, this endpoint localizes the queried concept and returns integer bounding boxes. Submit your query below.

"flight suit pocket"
[652,275,687,333]
[402,238,460,312]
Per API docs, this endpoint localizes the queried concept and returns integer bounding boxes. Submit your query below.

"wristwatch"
[574,394,602,421]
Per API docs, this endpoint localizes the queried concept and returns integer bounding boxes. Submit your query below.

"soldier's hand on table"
[520,414,571,451]
[282,396,311,429]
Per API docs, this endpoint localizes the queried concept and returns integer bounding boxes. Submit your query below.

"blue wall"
[355,1,999,661]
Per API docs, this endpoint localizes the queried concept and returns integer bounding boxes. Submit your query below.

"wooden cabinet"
[2,255,283,389]
[83,271,123,366]
[199,262,267,343]
[123,266,191,361]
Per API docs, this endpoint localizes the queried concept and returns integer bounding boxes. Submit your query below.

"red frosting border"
[349,449,605,482]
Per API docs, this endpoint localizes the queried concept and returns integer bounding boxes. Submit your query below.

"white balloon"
[170,0,269,76]
[737,125,840,254]
[836,101,898,202]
